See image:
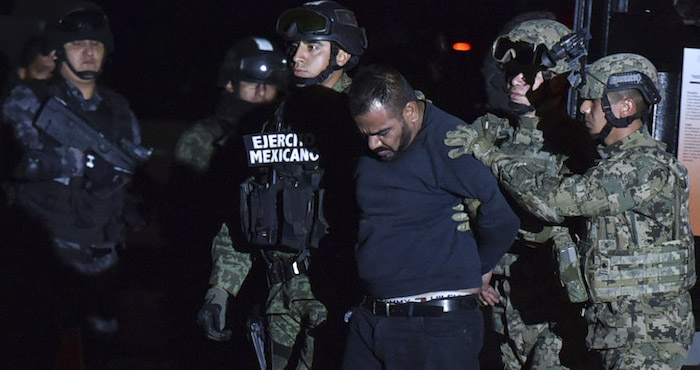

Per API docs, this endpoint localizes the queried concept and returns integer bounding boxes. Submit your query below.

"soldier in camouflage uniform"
[454,19,594,369]
[174,37,288,173]
[197,2,367,369]
[494,19,597,369]
[446,53,696,369]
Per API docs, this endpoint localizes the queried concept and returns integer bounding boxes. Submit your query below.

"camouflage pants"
[493,278,569,370]
[599,342,689,370]
[586,292,694,370]
[266,276,328,370]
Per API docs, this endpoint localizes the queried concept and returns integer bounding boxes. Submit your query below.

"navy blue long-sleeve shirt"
[355,102,519,299]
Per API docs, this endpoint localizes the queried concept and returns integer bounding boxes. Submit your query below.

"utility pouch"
[280,185,315,249]
[309,189,328,248]
[552,230,589,303]
[240,178,279,246]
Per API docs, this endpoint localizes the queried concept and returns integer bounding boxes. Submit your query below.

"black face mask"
[215,91,259,124]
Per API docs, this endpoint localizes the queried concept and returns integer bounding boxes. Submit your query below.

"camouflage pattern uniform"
[174,117,228,173]
[470,113,591,370]
[207,74,354,370]
[447,54,696,369]
[458,19,594,369]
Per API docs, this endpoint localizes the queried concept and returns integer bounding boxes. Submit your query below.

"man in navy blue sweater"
[342,64,519,370]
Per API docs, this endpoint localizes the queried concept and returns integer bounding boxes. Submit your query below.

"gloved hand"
[445,124,499,162]
[445,124,479,159]
[451,198,482,232]
[197,286,232,341]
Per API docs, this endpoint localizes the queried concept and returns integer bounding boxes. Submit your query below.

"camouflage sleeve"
[173,122,218,173]
[2,85,84,179]
[510,115,543,149]
[491,151,668,221]
[208,222,254,297]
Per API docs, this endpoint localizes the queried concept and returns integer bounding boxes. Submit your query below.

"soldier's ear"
[617,97,636,118]
[225,81,235,93]
[336,49,351,67]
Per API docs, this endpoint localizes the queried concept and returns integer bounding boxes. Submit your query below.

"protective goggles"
[238,55,287,82]
[276,8,331,36]
[57,8,107,32]
[492,37,548,66]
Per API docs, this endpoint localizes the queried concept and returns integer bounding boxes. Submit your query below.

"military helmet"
[217,37,290,88]
[276,1,368,56]
[579,53,661,105]
[492,19,573,74]
[43,1,114,55]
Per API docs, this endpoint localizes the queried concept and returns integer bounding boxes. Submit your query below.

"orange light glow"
[452,42,472,52]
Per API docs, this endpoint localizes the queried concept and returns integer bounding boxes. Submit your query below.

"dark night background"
[1,0,700,369]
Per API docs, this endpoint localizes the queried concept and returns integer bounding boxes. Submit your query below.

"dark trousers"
[342,305,484,370]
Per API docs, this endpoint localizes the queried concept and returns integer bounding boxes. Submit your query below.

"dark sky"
[4,0,577,121]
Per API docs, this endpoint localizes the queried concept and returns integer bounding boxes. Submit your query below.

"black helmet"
[217,37,290,88]
[42,1,114,55]
[276,1,367,56]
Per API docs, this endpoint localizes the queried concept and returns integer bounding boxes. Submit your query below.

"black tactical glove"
[196,286,232,341]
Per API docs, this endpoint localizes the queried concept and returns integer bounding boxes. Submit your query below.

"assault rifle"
[34,96,152,174]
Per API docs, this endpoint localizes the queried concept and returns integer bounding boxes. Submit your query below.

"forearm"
[208,223,253,296]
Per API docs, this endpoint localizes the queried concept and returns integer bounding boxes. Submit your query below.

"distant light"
[260,65,268,72]
[452,42,472,52]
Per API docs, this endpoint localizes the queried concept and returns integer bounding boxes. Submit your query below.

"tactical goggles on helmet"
[492,37,548,66]
[238,55,288,83]
[57,8,107,32]
[276,8,331,36]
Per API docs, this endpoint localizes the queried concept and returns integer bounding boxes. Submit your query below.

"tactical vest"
[12,81,137,246]
[583,148,696,303]
[239,117,328,251]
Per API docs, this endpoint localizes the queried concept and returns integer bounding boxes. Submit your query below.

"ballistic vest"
[583,146,696,302]
[238,103,328,252]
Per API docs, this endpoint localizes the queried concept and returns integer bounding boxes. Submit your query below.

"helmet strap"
[294,43,343,86]
[508,101,535,116]
[57,47,102,81]
[597,92,648,141]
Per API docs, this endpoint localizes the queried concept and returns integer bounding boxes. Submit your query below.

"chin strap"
[508,101,535,116]
[596,92,649,141]
[57,48,103,81]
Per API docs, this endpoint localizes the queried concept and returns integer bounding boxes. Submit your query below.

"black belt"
[361,295,479,317]
[265,255,310,285]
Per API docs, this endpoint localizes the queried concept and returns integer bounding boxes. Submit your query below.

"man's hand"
[197,286,232,341]
[479,271,500,307]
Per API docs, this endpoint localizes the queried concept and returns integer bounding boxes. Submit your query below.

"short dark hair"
[608,89,649,115]
[348,64,417,119]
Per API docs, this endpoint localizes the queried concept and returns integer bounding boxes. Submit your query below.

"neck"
[604,119,642,145]
[61,67,97,100]
[320,69,344,89]
[72,79,97,100]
